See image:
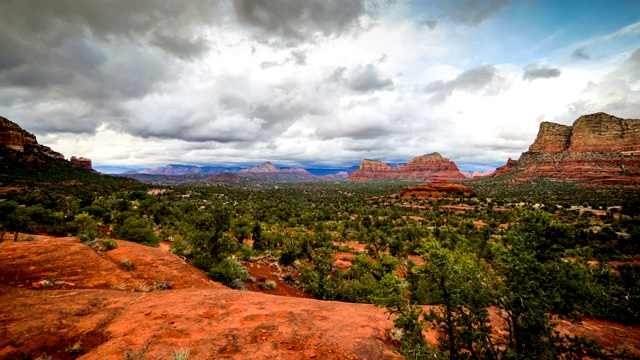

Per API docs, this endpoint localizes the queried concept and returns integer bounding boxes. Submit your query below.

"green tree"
[115,216,158,246]
[415,242,497,359]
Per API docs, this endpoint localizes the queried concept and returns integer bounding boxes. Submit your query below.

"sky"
[1,0,639,172]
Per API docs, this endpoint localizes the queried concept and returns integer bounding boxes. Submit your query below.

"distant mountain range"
[116,162,355,180]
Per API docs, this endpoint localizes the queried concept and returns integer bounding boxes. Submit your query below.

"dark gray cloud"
[421,17,438,30]
[291,50,308,66]
[431,0,510,26]
[232,0,372,42]
[424,64,497,102]
[0,1,222,135]
[330,64,393,92]
[571,47,590,60]
[151,34,210,60]
[347,64,394,92]
[522,64,561,81]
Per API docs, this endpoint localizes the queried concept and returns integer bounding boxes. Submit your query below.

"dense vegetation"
[1,148,639,358]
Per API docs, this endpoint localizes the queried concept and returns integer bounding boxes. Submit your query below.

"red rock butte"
[494,112,640,184]
[70,156,93,170]
[348,152,466,181]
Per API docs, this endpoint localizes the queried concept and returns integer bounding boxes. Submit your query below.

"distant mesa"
[397,180,474,199]
[0,115,64,159]
[494,112,640,184]
[239,162,317,181]
[348,152,466,181]
[70,156,92,170]
[240,161,282,173]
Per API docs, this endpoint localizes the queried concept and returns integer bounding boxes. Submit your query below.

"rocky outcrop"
[348,152,466,181]
[0,116,38,151]
[398,181,474,199]
[494,113,640,184]
[568,113,640,152]
[528,122,572,153]
[493,158,518,177]
[0,115,64,159]
[70,156,92,170]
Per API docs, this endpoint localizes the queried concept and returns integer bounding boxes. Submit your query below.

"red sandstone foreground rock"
[349,153,466,181]
[0,235,398,359]
[494,113,640,184]
[1,234,639,358]
[397,181,474,199]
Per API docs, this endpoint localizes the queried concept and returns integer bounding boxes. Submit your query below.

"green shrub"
[207,259,248,289]
[120,259,134,270]
[114,216,158,246]
[98,238,118,250]
[259,280,277,290]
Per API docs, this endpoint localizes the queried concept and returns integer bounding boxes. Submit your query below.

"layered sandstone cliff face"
[495,113,640,184]
[348,152,466,181]
[0,116,64,159]
[0,116,38,151]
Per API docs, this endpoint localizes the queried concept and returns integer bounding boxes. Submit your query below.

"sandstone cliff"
[348,152,466,181]
[495,113,640,184]
[0,115,64,159]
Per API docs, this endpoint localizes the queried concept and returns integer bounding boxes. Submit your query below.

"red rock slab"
[0,234,219,291]
[0,287,399,359]
[0,236,399,359]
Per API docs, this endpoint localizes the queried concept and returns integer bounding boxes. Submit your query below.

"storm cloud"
[233,0,369,42]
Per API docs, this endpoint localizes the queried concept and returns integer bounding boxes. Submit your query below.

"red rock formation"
[494,113,640,184]
[569,113,640,152]
[399,181,474,199]
[70,156,92,170]
[0,115,64,159]
[528,122,572,153]
[0,115,38,151]
[494,158,518,177]
[348,152,466,181]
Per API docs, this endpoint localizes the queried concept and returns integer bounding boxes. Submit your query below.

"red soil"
[242,257,312,299]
